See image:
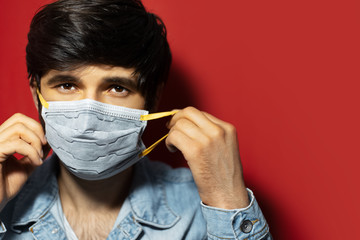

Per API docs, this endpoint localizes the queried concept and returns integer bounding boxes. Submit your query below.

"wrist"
[201,186,250,209]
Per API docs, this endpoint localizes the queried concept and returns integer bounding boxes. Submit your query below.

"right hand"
[0,113,46,211]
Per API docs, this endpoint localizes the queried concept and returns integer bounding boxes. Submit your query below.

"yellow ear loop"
[36,89,49,109]
[139,110,179,158]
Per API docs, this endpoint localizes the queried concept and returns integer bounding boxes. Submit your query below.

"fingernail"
[41,149,44,158]
[39,158,43,164]
[42,135,47,144]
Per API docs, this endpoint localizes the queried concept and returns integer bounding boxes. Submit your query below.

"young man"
[0,0,271,239]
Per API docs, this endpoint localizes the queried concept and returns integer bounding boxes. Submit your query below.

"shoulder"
[0,155,59,234]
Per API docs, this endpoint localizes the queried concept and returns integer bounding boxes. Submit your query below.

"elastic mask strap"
[36,89,49,109]
[139,134,169,158]
[139,110,178,158]
[140,111,179,121]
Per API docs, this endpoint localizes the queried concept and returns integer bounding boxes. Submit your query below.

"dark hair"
[27,0,171,110]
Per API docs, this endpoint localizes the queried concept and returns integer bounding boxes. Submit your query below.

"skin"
[166,109,249,209]
[0,64,249,239]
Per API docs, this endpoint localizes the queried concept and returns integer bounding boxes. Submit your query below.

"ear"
[30,86,39,111]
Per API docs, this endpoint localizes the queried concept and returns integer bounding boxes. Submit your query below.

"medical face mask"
[37,90,177,181]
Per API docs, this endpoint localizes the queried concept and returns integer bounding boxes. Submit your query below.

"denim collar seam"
[129,176,180,228]
[10,158,59,227]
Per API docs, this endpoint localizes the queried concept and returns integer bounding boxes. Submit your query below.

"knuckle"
[200,135,212,147]
[167,128,179,140]
[211,126,225,139]
[183,106,197,115]
[13,123,27,134]
[176,119,188,129]
[226,123,237,134]
[12,113,24,121]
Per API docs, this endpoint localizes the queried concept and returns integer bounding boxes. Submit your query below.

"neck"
[57,163,133,212]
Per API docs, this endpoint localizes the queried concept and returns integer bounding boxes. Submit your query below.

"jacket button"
[240,220,253,233]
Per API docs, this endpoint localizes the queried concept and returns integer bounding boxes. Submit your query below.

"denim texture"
[0,155,271,239]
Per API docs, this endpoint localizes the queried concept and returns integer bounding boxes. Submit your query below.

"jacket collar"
[10,156,180,230]
[128,158,180,228]
[11,155,59,230]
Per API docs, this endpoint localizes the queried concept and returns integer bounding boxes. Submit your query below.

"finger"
[202,112,238,139]
[165,128,195,158]
[168,107,217,132]
[169,118,210,143]
[0,113,46,145]
[0,123,44,158]
[0,140,43,165]
[169,107,230,142]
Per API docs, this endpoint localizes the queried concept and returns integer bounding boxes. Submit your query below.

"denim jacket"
[0,155,271,239]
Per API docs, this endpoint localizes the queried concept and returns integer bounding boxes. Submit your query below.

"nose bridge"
[82,87,100,101]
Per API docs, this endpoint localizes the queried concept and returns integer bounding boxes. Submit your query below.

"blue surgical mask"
[38,90,177,180]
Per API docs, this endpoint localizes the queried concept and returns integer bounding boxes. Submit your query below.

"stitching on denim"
[252,219,259,225]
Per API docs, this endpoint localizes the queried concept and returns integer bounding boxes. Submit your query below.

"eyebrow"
[45,74,79,86]
[45,74,139,91]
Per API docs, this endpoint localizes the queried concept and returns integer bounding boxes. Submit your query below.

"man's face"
[35,64,145,109]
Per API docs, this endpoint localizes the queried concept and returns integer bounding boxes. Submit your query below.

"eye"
[108,85,130,96]
[56,83,77,92]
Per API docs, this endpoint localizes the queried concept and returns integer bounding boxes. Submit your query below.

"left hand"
[166,107,249,209]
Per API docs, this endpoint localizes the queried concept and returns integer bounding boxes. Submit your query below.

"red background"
[1,0,359,239]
